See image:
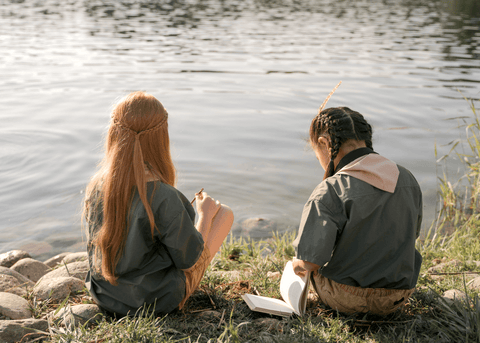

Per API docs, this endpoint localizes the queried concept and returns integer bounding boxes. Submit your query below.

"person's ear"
[318,137,330,150]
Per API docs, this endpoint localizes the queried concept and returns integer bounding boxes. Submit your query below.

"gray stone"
[33,276,84,301]
[195,310,222,320]
[38,260,89,283]
[0,292,32,319]
[50,304,103,327]
[11,258,51,283]
[240,218,277,237]
[0,274,28,297]
[0,318,48,343]
[43,252,70,268]
[467,276,480,291]
[253,317,283,332]
[442,289,468,303]
[0,250,31,268]
[62,251,88,264]
[0,266,34,288]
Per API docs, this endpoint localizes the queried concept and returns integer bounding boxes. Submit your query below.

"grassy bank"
[38,101,480,343]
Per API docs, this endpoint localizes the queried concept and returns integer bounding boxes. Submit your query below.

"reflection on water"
[0,0,479,259]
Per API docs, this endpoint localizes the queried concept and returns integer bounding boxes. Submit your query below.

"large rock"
[0,250,31,268]
[38,260,89,283]
[0,318,48,343]
[11,258,51,283]
[0,274,28,296]
[50,304,103,327]
[43,252,70,268]
[0,267,34,288]
[0,292,32,319]
[33,276,85,301]
[62,252,88,264]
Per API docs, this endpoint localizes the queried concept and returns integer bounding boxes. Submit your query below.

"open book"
[241,261,310,316]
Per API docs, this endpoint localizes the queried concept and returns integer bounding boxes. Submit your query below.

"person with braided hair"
[292,106,422,315]
[84,91,233,317]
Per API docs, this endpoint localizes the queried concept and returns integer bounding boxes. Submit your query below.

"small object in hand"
[191,188,204,204]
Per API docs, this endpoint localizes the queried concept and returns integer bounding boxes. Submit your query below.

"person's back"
[84,91,233,317]
[292,103,422,315]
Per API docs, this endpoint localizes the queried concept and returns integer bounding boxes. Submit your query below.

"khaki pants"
[311,272,414,315]
[178,246,211,310]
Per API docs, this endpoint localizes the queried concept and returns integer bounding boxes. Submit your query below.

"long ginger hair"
[84,91,176,285]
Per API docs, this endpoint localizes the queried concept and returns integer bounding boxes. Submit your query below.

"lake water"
[1,0,479,260]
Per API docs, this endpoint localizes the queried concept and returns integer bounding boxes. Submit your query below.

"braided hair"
[310,107,373,179]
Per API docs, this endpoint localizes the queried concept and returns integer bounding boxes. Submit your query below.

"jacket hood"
[337,154,399,193]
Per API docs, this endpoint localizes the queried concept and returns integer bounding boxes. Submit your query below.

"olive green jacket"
[85,181,204,316]
[293,152,422,289]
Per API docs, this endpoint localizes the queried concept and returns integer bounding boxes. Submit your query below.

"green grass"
[27,100,480,342]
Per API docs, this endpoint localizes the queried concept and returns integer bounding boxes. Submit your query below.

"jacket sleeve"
[157,202,204,270]
[293,198,341,268]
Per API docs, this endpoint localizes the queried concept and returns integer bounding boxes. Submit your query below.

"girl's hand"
[292,258,321,277]
[195,191,221,222]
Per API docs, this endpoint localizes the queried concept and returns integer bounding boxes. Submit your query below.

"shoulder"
[396,165,422,190]
[131,182,194,223]
[307,179,345,213]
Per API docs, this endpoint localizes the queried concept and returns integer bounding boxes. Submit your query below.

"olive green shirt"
[85,181,204,316]
[293,158,422,290]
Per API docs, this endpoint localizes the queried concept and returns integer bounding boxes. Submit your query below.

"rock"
[427,259,463,273]
[33,277,85,302]
[62,252,88,264]
[0,250,31,268]
[50,304,103,327]
[0,318,48,343]
[267,271,281,279]
[0,267,34,288]
[240,218,277,236]
[307,291,318,302]
[0,292,32,319]
[11,258,51,283]
[467,276,480,291]
[38,260,89,283]
[253,317,283,332]
[43,252,70,268]
[442,289,468,303]
[195,310,222,320]
[0,274,28,297]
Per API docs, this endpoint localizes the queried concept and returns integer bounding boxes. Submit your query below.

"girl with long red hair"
[84,91,233,316]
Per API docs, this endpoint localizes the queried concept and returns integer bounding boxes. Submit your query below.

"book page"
[279,261,309,315]
[241,294,294,317]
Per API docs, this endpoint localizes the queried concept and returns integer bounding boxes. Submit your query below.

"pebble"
[33,276,85,301]
[442,289,468,303]
[10,258,51,283]
[50,304,103,327]
[37,260,89,283]
[0,318,48,343]
[0,274,28,297]
[0,292,32,320]
[62,251,88,264]
[467,276,480,291]
[0,250,31,268]
[0,267,34,288]
[43,252,70,268]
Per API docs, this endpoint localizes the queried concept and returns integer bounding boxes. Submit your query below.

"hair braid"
[309,106,373,179]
